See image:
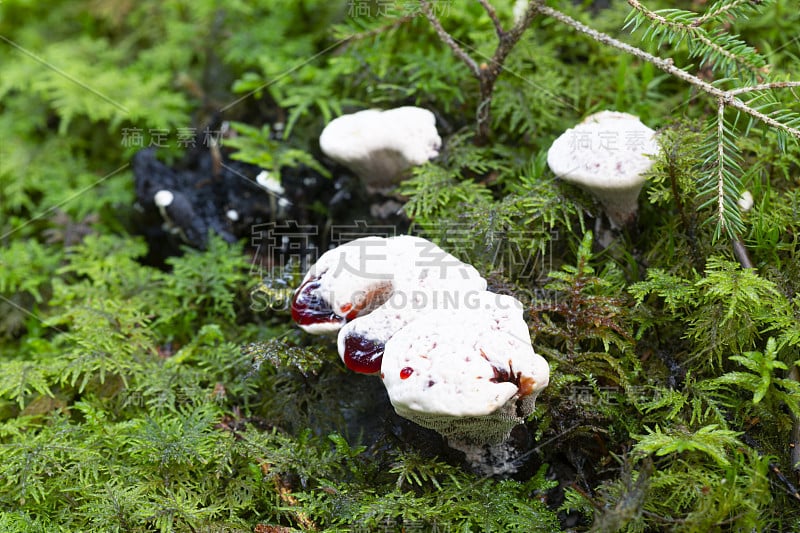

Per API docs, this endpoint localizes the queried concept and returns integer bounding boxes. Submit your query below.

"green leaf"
[634,424,741,466]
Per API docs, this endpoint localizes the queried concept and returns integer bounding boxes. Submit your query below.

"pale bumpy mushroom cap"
[292,235,485,336]
[381,293,550,445]
[547,111,660,228]
[319,107,441,188]
[336,277,488,374]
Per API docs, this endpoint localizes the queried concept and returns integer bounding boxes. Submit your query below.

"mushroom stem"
[546,111,660,230]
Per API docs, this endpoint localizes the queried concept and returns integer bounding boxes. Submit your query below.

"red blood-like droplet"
[343,333,385,374]
[400,367,414,379]
[291,276,343,327]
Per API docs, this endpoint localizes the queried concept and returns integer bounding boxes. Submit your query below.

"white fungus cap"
[293,235,485,335]
[336,278,489,374]
[547,111,660,228]
[255,170,285,196]
[319,107,441,188]
[738,190,754,212]
[381,293,550,445]
[154,189,174,208]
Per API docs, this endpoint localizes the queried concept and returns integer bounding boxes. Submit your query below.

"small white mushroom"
[154,190,176,232]
[547,111,660,228]
[152,189,204,244]
[154,189,174,210]
[738,190,754,212]
[319,107,441,189]
[255,170,285,196]
[381,293,550,446]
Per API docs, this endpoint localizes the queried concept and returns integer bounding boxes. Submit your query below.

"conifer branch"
[729,81,800,95]
[539,4,800,137]
[716,100,728,235]
[691,0,758,27]
[626,0,766,76]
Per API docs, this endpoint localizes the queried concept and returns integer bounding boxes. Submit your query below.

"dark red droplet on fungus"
[400,367,414,379]
[343,333,385,374]
[291,276,343,327]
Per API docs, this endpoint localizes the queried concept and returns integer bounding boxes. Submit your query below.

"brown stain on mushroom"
[517,375,536,397]
[341,280,393,320]
[488,359,535,396]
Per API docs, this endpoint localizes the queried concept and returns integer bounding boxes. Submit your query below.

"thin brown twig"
[420,0,544,144]
[767,462,800,503]
[508,0,543,43]
[730,81,800,95]
[419,0,481,78]
[478,0,505,39]
[731,238,754,269]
